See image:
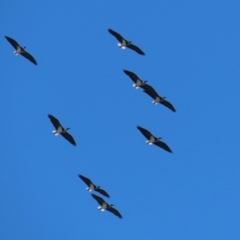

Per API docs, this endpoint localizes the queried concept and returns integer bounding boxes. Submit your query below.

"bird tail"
[52,130,59,135]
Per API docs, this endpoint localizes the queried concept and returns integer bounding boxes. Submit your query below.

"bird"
[91,194,122,219]
[108,29,145,55]
[48,114,76,146]
[123,70,152,90]
[5,36,37,65]
[143,87,176,112]
[137,126,172,153]
[78,174,110,198]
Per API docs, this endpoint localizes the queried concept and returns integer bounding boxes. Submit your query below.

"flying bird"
[123,70,152,90]
[91,194,122,219]
[5,36,37,65]
[48,114,76,146]
[108,29,145,55]
[137,126,172,153]
[78,174,110,198]
[143,87,176,112]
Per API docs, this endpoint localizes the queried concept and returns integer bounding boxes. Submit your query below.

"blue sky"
[1,0,240,239]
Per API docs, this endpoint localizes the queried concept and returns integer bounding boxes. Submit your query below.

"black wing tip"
[166,148,173,153]
[103,192,110,198]
[91,193,100,199]
[69,140,77,146]
[100,192,110,198]
[5,36,12,40]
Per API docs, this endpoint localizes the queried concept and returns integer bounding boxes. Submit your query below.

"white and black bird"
[143,87,176,112]
[108,29,145,55]
[123,70,152,90]
[5,36,37,65]
[78,174,110,198]
[91,194,122,219]
[48,114,76,146]
[137,126,172,153]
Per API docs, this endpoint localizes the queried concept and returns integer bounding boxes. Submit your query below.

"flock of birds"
[5,29,176,219]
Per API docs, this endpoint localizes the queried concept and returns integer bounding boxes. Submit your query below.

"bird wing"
[160,99,176,112]
[61,132,76,146]
[154,140,173,153]
[91,194,105,205]
[48,114,62,129]
[78,175,92,186]
[140,83,155,92]
[106,207,123,219]
[137,126,152,140]
[127,43,145,55]
[123,70,139,83]
[21,51,37,65]
[143,87,159,99]
[5,36,19,49]
[95,188,110,198]
[108,29,125,42]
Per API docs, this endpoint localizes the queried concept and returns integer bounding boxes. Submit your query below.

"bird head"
[158,137,163,140]
[144,80,148,83]
[65,127,70,131]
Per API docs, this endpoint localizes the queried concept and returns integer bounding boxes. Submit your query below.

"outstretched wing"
[137,126,152,140]
[95,188,110,198]
[140,82,154,92]
[5,36,19,49]
[48,114,61,129]
[61,132,76,146]
[107,206,123,219]
[21,51,37,65]
[143,87,159,100]
[127,43,145,55]
[123,70,139,83]
[108,29,125,42]
[160,99,176,112]
[91,194,105,205]
[154,140,173,153]
[78,175,92,187]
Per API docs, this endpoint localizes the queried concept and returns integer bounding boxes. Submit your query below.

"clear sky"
[1,1,240,239]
